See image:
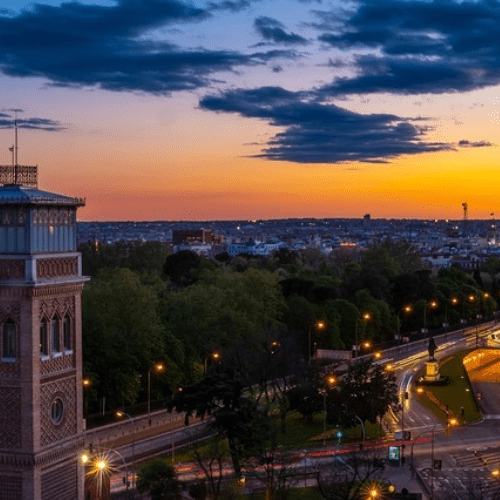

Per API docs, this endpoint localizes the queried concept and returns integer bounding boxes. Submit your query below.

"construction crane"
[462,202,468,239]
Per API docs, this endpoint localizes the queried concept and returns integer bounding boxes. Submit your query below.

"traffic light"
[433,460,442,470]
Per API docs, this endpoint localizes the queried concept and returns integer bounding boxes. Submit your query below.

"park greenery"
[79,239,498,416]
[416,349,482,424]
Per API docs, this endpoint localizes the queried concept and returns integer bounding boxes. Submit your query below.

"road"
[386,322,500,499]
[107,321,500,498]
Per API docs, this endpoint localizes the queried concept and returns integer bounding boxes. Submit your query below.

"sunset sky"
[1,0,500,221]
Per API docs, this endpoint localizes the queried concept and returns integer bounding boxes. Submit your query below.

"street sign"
[388,446,400,461]
[395,431,411,440]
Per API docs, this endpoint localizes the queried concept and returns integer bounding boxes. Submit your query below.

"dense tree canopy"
[82,268,182,410]
[80,238,497,419]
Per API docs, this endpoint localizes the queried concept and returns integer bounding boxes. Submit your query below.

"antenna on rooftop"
[14,110,20,183]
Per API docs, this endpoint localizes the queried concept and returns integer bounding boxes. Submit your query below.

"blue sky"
[1,0,500,220]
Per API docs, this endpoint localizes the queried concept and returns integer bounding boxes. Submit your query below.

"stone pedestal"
[424,360,440,382]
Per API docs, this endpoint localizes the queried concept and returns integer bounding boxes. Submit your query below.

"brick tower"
[0,164,87,499]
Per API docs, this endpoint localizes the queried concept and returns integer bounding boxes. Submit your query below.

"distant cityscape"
[78,216,500,269]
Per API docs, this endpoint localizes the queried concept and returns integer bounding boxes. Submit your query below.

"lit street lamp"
[308,320,325,364]
[204,350,220,373]
[322,375,337,446]
[81,446,129,499]
[147,362,164,425]
[354,312,371,358]
[469,294,479,347]
[116,411,136,489]
[423,300,437,336]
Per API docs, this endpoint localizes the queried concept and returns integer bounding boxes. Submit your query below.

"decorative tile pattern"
[0,475,22,500]
[37,258,78,279]
[40,353,74,376]
[0,208,26,226]
[0,386,21,447]
[0,260,24,279]
[41,461,78,500]
[40,378,77,446]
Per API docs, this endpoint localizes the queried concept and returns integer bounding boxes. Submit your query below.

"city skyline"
[1,0,500,221]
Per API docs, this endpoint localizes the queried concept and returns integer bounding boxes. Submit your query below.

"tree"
[160,268,285,368]
[192,435,227,500]
[316,449,386,500]
[167,364,260,477]
[82,269,178,411]
[163,250,201,287]
[136,458,181,500]
[482,256,500,289]
[79,240,169,277]
[338,358,399,426]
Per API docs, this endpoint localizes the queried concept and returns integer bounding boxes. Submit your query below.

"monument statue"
[428,336,437,361]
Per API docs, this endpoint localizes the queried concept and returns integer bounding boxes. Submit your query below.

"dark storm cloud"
[0,113,63,131]
[200,86,451,163]
[0,0,281,94]
[207,0,260,12]
[315,0,500,95]
[254,16,309,45]
[458,140,493,148]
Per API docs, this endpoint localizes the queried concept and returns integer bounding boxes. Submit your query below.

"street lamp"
[469,294,479,347]
[81,446,129,498]
[410,424,438,499]
[423,301,437,337]
[116,411,136,489]
[322,375,337,446]
[148,362,164,425]
[204,350,220,373]
[354,312,371,358]
[308,320,325,364]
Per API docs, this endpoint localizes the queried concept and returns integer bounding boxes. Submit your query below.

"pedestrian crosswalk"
[419,468,500,500]
[453,449,500,470]
[417,448,500,500]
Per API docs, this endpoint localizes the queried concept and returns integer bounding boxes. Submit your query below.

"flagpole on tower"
[14,111,18,183]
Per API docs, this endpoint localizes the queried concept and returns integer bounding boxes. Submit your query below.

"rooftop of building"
[0,165,85,207]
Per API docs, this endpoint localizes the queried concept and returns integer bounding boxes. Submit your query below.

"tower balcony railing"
[0,165,38,188]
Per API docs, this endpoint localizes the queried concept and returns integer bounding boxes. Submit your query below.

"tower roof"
[0,183,85,207]
[0,165,85,207]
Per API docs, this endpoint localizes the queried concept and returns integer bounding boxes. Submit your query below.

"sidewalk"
[381,463,428,499]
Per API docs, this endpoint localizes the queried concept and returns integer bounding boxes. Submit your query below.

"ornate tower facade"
[0,165,87,500]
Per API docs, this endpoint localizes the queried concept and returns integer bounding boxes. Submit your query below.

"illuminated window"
[2,320,16,359]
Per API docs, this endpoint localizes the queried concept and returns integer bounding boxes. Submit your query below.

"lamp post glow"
[354,313,371,358]
[148,362,164,425]
[308,320,325,364]
[322,375,336,446]
[80,447,129,499]
[423,301,437,336]
[116,410,136,489]
[469,294,479,347]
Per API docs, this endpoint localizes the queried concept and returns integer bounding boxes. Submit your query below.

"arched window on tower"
[2,320,16,360]
[63,315,71,351]
[40,319,48,356]
[51,317,60,354]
